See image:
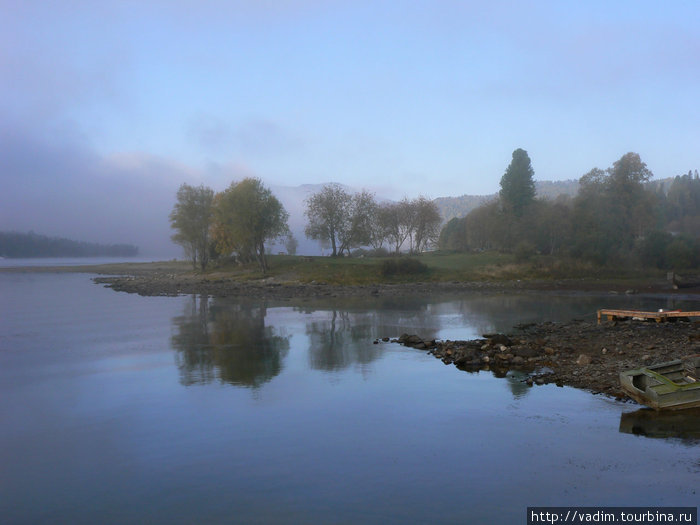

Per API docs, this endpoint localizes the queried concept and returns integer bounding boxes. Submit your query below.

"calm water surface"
[0,257,160,268]
[1,273,698,524]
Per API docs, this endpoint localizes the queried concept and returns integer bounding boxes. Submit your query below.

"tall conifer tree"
[499,148,536,216]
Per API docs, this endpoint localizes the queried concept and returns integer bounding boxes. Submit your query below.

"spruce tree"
[499,148,536,216]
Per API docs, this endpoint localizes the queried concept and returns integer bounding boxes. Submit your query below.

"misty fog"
[0,121,365,257]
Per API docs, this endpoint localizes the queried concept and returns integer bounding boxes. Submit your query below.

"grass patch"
[197,251,666,285]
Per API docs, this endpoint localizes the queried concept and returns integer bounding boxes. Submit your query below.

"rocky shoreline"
[384,318,700,400]
[93,274,559,298]
[90,271,687,299]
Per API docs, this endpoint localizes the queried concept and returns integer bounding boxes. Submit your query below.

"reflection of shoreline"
[619,408,700,443]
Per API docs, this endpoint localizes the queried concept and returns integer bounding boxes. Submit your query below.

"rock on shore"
[384,319,700,399]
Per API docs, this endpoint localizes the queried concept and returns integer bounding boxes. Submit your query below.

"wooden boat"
[619,355,700,410]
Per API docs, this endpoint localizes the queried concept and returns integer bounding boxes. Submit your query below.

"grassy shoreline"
[1,252,683,295]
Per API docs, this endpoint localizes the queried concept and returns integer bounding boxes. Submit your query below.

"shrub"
[381,257,429,276]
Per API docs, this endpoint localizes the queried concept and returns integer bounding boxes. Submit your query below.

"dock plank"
[597,309,700,323]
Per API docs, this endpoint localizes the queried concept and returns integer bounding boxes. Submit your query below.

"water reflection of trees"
[295,297,442,372]
[171,296,289,388]
[304,309,381,371]
[169,292,668,391]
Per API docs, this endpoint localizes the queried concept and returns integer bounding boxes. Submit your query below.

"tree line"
[303,183,441,257]
[171,152,700,272]
[0,231,139,258]
[169,179,442,270]
[439,149,700,270]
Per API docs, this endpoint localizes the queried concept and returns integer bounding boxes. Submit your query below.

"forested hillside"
[0,231,139,258]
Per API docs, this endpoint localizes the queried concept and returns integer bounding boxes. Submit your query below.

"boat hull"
[619,355,700,410]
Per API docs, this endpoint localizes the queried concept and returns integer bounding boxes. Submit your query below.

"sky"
[2,1,700,256]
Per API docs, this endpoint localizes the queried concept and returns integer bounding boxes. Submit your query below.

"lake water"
[1,272,698,524]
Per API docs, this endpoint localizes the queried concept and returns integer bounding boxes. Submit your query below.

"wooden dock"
[597,309,700,323]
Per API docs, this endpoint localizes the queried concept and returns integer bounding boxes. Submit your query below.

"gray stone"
[576,354,592,366]
[487,334,513,346]
[513,345,539,358]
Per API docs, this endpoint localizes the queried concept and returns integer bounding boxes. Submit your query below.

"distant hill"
[535,179,579,200]
[434,194,496,223]
[0,231,139,258]
[434,179,580,222]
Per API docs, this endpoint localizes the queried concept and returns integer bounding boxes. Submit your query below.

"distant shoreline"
[0,231,139,258]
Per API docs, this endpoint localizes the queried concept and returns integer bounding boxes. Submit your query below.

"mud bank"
[385,319,700,400]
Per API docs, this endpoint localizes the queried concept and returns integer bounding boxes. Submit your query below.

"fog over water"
[0,121,355,257]
[0,123,332,257]
[1,123,185,258]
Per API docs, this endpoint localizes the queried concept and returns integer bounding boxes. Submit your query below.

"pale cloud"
[232,118,304,157]
[186,115,234,154]
[187,114,304,159]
